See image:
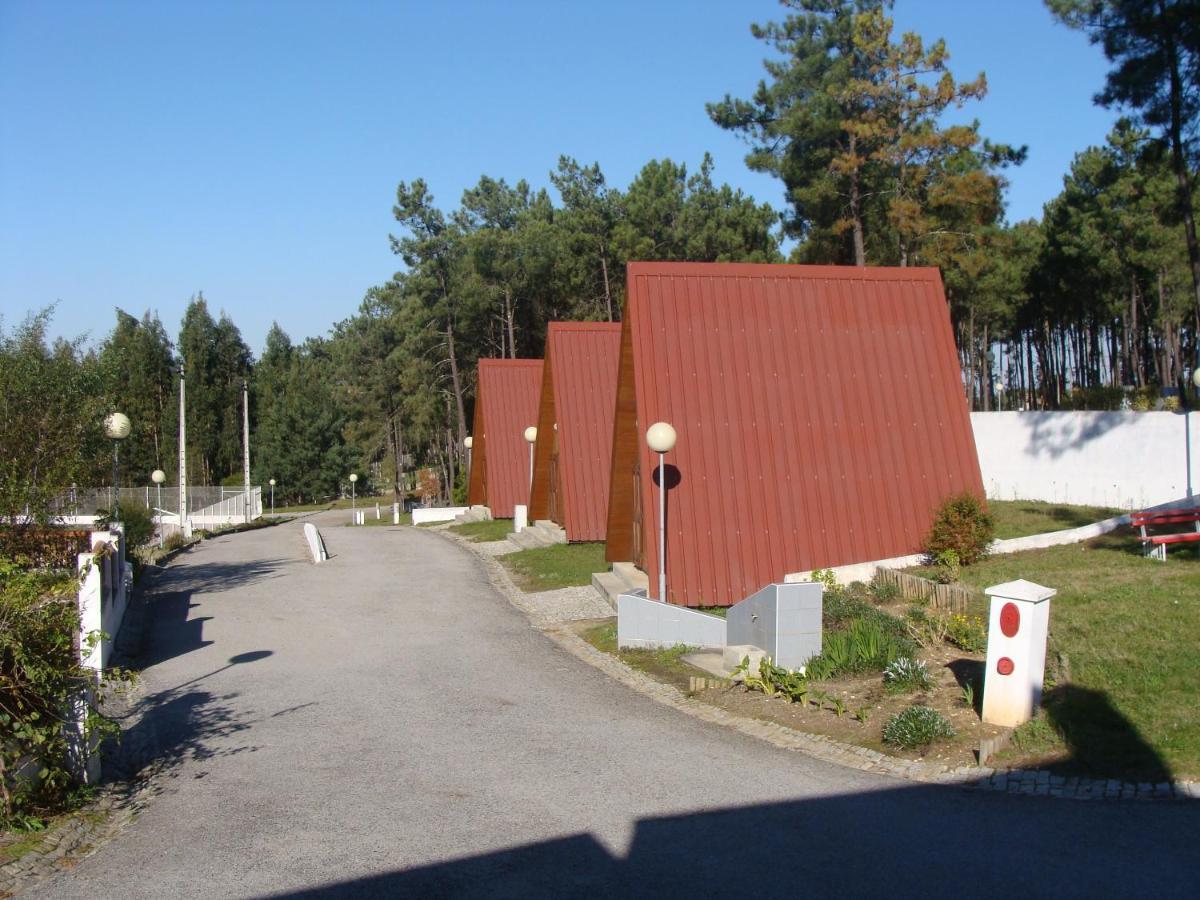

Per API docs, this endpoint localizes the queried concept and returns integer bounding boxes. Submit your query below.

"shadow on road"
[275,784,1200,898]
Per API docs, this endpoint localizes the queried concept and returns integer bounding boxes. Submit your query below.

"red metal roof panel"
[470,359,543,519]
[610,261,984,607]
[534,322,622,541]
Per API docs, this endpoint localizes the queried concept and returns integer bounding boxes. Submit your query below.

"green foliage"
[94,505,154,555]
[960,680,976,710]
[734,655,810,704]
[854,706,871,725]
[0,558,133,824]
[882,705,957,750]
[0,311,106,525]
[925,493,995,566]
[931,549,961,585]
[808,615,913,680]
[868,573,900,605]
[883,657,934,694]
[945,614,988,653]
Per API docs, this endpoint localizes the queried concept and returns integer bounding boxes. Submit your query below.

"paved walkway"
[34,513,1200,897]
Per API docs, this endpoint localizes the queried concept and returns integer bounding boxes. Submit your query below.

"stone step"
[528,521,567,545]
[612,561,649,592]
[507,528,549,550]
[590,571,623,611]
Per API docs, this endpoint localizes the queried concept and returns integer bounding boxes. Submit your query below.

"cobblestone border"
[432,526,1200,804]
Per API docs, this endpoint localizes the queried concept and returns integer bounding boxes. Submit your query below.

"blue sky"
[0,0,1119,354]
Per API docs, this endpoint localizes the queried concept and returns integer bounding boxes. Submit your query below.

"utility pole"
[243,378,251,523]
[179,364,189,539]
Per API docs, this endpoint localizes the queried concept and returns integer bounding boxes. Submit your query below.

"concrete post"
[981,579,1056,727]
[514,504,528,533]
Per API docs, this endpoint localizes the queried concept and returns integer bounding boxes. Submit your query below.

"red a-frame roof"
[529,322,622,541]
[605,261,984,607]
[466,359,543,519]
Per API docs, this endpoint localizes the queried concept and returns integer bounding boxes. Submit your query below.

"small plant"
[904,607,943,647]
[812,568,838,591]
[831,698,847,717]
[945,614,987,653]
[809,688,829,710]
[931,549,960,584]
[960,680,976,709]
[869,573,900,605]
[924,492,994,565]
[883,656,934,693]
[882,706,957,750]
[854,706,871,725]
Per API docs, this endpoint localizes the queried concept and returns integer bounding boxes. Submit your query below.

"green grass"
[448,519,512,542]
[582,621,704,689]
[500,542,608,592]
[989,499,1125,540]
[947,529,1200,779]
[277,496,392,513]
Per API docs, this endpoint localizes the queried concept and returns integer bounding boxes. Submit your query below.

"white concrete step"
[612,561,649,592]
[590,571,623,611]
[532,520,567,544]
[507,528,549,550]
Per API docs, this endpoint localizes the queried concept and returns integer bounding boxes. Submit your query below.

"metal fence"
[49,485,254,517]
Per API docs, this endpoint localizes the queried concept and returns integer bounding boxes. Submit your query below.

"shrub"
[924,493,994,565]
[945,614,987,653]
[94,504,155,555]
[931,549,960,584]
[883,657,934,693]
[868,573,900,605]
[807,615,915,679]
[882,705,956,749]
[0,557,133,824]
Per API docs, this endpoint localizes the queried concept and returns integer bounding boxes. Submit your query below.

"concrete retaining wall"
[617,590,727,651]
[412,506,469,525]
[971,411,1198,509]
[726,583,823,669]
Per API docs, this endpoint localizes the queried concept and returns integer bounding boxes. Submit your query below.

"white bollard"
[393,502,400,525]
[981,579,1055,727]
[375,503,380,520]
[513,504,528,533]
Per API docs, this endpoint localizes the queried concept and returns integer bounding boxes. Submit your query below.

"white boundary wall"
[971,411,1199,509]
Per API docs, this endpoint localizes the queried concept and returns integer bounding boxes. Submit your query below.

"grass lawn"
[941,529,1200,780]
[988,499,1125,540]
[277,496,392,514]
[448,519,512,542]
[500,542,609,592]
[582,621,705,690]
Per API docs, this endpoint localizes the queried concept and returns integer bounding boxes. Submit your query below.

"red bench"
[1131,508,1200,560]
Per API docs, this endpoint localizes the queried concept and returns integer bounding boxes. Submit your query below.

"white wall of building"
[971,411,1199,510]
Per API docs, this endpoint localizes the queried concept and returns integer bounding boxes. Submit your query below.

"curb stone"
[431,526,1200,805]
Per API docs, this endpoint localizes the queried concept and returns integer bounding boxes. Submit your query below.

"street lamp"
[646,421,677,604]
[104,412,131,524]
[151,469,165,548]
[524,426,537,491]
[349,473,358,514]
[269,478,276,515]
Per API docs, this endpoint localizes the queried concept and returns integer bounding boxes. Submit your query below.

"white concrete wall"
[412,506,469,525]
[971,411,1199,509]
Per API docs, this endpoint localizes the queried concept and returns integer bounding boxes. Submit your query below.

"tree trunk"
[600,252,614,322]
[504,288,517,359]
[849,134,866,266]
[1163,23,1200,333]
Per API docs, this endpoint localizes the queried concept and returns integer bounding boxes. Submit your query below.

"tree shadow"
[121,557,294,669]
[273,781,1199,898]
[1039,684,1175,782]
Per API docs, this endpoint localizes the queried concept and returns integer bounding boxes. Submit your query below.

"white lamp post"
[524,426,537,491]
[349,473,358,514]
[464,436,473,489]
[269,478,276,515]
[104,412,131,523]
[151,469,166,547]
[646,421,677,604]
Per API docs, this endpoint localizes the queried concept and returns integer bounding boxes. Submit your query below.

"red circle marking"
[1000,603,1020,638]
[997,657,1015,676]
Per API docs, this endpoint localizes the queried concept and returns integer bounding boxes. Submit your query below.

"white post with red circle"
[981,579,1056,728]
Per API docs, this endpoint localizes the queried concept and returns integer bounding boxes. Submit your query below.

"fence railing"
[49,485,252,517]
[872,568,977,614]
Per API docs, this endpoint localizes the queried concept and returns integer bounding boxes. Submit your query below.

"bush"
[0,557,132,824]
[94,504,155,555]
[931,549,960,584]
[868,573,900,605]
[882,705,956,749]
[924,493,994,565]
[807,615,915,679]
[945,614,987,653]
[883,657,933,693]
